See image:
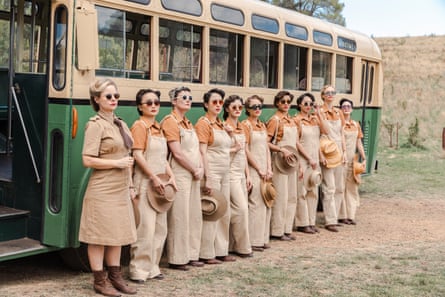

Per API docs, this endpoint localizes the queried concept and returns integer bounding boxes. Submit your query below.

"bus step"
[0,237,55,262]
[0,206,30,241]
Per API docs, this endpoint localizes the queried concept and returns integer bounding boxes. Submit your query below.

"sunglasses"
[210,99,224,106]
[323,91,336,96]
[105,93,120,100]
[142,99,160,106]
[302,102,314,107]
[279,99,291,105]
[341,105,352,109]
[248,104,262,110]
[179,95,193,101]
[231,105,243,111]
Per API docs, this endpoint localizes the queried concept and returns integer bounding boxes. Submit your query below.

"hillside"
[374,35,445,150]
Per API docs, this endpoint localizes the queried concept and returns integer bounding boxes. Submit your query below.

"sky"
[341,0,445,37]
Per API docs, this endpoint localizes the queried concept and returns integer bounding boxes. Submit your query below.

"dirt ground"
[1,195,445,297]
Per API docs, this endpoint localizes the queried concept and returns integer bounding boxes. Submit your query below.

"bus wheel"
[59,244,131,271]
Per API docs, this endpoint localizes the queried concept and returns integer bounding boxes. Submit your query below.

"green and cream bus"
[0,0,382,262]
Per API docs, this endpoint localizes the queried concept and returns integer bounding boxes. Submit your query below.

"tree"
[261,0,346,26]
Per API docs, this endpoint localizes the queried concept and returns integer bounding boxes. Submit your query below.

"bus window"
[159,19,202,83]
[161,0,202,16]
[250,37,278,88]
[53,5,67,90]
[209,29,243,86]
[335,54,352,94]
[211,3,244,26]
[96,6,150,79]
[311,49,332,91]
[283,44,308,90]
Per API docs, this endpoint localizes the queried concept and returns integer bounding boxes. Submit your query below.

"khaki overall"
[245,122,271,247]
[130,125,167,280]
[200,120,232,259]
[228,132,252,254]
[295,123,320,227]
[341,122,360,220]
[271,119,298,236]
[321,116,345,225]
[166,117,202,265]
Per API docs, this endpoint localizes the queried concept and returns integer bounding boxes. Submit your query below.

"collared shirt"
[161,110,194,142]
[266,111,296,143]
[195,114,225,145]
[241,118,267,144]
[131,117,162,151]
[293,113,320,138]
[344,120,363,138]
[320,105,345,125]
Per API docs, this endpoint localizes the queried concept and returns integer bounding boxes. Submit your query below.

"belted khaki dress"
[196,117,232,259]
[295,116,321,228]
[79,111,136,246]
[228,124,252,254]
[242,119,271,247]
[268,115,298,237]
[129,119,168,280]
[162,113,202,265]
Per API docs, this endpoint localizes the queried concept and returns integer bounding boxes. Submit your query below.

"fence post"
[442,128,445,150]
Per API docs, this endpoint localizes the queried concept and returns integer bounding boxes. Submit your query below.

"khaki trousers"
[321,164,344,225]
[271,163,297,236]
[341,164,360,220]
[229,177,251,254]
[167,172,202,264]
[129,198,166,280]
[295,178,319,227]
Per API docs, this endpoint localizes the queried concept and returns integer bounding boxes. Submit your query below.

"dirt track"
[1,195,445,297]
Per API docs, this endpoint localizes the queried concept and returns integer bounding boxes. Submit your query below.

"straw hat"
[260,180,276,208]
[353,155,366,184]
[201,186,228,221]
[303,167,322,191]
[320,136,342,168]
[274,145,299,174]
[147,173,176,213]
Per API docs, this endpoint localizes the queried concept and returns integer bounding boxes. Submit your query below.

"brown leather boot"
[93,270,121,297]
[107,266,137,295]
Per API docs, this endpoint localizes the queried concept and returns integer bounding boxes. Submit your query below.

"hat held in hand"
[147,173,176,213]
[274,145,299,174]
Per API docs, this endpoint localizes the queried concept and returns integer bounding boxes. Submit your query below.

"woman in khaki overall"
[266,91,299,241]
[318,85,347,232]
[294,92,324,234]
[161,86,204,271]
[79,78,137,297]
[129,89,176,282]
[242,95,273,252]
[339,98,366,225]
[223,95,253,258]
[196,88,235,264]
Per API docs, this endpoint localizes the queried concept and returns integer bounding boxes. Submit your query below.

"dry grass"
[375,35,445,149]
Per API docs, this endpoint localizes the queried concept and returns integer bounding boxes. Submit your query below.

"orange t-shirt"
[161,110,194,143]
[195,115,225,145]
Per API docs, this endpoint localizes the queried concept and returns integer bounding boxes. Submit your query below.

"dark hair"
[273,90,294,108]
[135,89,161,115]
[170,86,191,100]
[339,98,353,108]
[223,95,243,120]
[203,88,225,112]
[245,95,264,116]
[296,92,315,111]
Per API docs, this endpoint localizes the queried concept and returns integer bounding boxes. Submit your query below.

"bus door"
[0,0,51,260]
[359,60,377,173]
